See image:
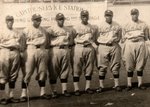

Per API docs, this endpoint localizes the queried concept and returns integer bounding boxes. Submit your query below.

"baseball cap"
[105,10,113,16]
[131,8,139,15]
[56,13,65,20]
[6,15,14,21]
[80,10,89,16]
[32,14,42,20]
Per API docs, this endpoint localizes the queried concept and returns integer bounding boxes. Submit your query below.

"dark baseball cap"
[56,13,65,20]
[131,8,139,15]
[32,14,42,20]
[6,15,14,21]
[80,10,89,16]
[105,10,113,16]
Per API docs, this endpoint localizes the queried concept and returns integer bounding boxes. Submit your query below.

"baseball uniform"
[97,21,122,76]
[96,10,122,93]
[0,27,21,84]
[73,23,97,77]
[72,10,98,95]
[0,16,22,104]
[20,14,50,101]
[23,25,49,83]
[47,25,75,83]
[122,8,149,90]
[122,20,148,73]
[47,13,76,97]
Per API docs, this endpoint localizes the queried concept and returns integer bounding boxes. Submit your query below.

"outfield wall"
[0,2,106,29]
[108,5,150,27]
[0,2,150,29]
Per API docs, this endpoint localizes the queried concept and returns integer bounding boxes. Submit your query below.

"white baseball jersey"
[23,26,47,46]
[123,20,148,40]
[74,23,98,44]
[97,21,121,44]
[0,27,21,49]
[47,25,76,46]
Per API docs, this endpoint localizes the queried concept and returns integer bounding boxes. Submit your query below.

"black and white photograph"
[0,0,150,107]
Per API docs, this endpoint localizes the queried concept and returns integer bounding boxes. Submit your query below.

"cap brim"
[56,17,66,20]
[6,18,14,20]
[105,14,113,16]
[131,12,138,15]
[33,17,42,20]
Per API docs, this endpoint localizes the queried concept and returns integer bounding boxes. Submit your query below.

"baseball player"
[47,13,75,98]
[96,10,122,93]
[21,14,50,100]
[122,8,149,91]
[0,15,21,105]
[73,10,98,96]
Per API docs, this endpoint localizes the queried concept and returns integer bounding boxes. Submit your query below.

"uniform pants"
[0,48,20,84]
[73,44,95,77]
[48,47,71,83]
[24,45,49,83]
[122,40,147,72]
[97,44,121,75]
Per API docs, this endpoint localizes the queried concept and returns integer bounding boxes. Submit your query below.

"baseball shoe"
[0,99,8,105]
[74,90,81,96]
[96,87,104,93]
[63,90,71,97]
[114,86,122,92]
[138,85,147,90]
[20,97,27,102]
[40,94,51,99]
[7,97,19,103]
[52,91,59,99]
[85,88,94,94]
[126,86,133,91]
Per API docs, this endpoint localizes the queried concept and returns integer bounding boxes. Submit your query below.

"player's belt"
[98,43,113,46]
[0,47,18,51]
[27,45,45,49]
[127,38,145,42]
[50,45,70,49]
[76,43,91,47]
[9,47,17,51]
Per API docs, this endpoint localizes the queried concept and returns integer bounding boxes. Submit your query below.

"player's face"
[131,14,139,22]
[81,15,89,24]
[6,20,14,29]
[32,18,41,28]
[105,15,113,24]
[57,19,64,27]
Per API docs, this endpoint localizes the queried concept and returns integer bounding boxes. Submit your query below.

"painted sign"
[0,2,106,28]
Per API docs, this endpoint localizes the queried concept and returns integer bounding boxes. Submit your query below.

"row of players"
[0,8,149,105]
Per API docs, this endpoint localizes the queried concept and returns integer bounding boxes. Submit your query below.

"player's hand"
[106,41,113,46]
[92,43,98,49]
